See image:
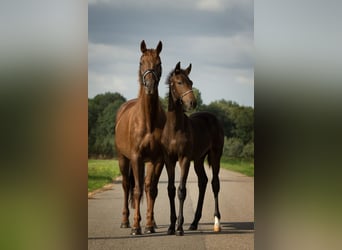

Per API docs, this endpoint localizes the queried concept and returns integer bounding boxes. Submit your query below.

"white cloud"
[88,42,142,99]
[88,0,254,106]
[236,74,254,85]
[89,0,252,12]
[88,42,136,64]
[197,0,224,12]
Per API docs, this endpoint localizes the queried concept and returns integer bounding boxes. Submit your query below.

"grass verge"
[88,159,121,192]
[88,158,254,193]
[220,159,254,177]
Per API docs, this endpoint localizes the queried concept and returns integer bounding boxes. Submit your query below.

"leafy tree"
[233,107,254,144]
[88,91,254,160]
[241,142,254,159]
[204,100,235,138]
[88,92,126,158]
[223,137,244,159]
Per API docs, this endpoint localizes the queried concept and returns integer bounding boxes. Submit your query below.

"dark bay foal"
[162,62,224,236]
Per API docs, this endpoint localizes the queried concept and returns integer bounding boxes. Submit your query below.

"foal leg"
[118,155,131,228]
[210,152,221,232]
[165,160,176,235]
[189,156,208,230]
[176,158,190,236]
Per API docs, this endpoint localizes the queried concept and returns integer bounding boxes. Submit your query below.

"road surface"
[88,164,254,249]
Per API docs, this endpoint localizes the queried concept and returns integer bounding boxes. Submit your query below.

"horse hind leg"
[210,150,221,232]
[189,156,208,230]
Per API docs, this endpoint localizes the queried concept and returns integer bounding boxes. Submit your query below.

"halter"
[142,69,159,88]
[179,89,193,104]
[171,82,193,104]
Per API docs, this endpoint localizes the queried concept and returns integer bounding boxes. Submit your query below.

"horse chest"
[139,133,159,153]
[167,132,189,155]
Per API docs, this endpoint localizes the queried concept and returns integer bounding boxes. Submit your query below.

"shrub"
[223,137,244,159]
[241,142,254,159]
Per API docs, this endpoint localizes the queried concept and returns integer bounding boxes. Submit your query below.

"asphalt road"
[88,163,254,250]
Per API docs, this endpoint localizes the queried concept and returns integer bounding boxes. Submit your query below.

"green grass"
[220,159,254,177]
[88,159,121,192]
[88,158,254,192]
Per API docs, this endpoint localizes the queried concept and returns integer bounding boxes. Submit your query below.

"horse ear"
[140,40,147,53]
[156,41,162,54]
[185,63,192,75]
[175,61,181,74]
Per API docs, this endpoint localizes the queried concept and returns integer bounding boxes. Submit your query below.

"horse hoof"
[144,226,155,234]
[175,230,184,236]
[167,228,175,235]
[120,222,130,228]
[213,225,221,232]
[189,224,197,230]
[131,228,142,235]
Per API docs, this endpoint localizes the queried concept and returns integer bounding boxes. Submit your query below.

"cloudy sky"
[88,0,254,107]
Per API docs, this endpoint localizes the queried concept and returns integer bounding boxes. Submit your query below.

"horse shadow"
[88,221,254,240]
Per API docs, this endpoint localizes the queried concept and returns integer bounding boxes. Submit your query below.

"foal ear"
[185,63,192,75]
[140,40,147,53]
[175,61,181,74]
[156,41,162,54]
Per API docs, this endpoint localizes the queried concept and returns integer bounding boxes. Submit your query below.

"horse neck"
[167,88,185,130]
[138,86,160,132]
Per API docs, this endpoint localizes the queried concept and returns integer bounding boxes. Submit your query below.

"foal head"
[139,40,162,95]
[168,62,197,112]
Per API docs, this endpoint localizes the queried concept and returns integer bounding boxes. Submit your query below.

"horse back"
[189,112,224,157]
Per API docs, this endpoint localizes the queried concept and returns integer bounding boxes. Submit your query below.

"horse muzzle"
[143,81,157,95]
[182,99,197,112]
[180,89,197,111]
[142,70,159,95]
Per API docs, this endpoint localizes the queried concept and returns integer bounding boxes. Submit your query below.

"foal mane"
[165,68,189,87]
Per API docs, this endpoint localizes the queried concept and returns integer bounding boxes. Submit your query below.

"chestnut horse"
[161,62,224,236]
[115,40,165,235]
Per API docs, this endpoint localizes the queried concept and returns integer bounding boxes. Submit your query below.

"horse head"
[168,61,197,111]
[139,40,162,95]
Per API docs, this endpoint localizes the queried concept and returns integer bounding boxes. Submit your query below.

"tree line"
[88,90,254,160]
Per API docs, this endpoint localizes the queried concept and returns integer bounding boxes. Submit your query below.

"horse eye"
[177,81,182,85]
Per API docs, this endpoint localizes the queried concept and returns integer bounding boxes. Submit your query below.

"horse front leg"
[118,155,131,228]
[131,157,144,235]
[150,160,164,229]
[165,159,176,235]
[176,158,190,236]
[144,160,163,234]
[144,162,154,233]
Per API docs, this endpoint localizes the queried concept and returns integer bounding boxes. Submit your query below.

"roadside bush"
[241,142,254,159]
[223,137,244,159]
